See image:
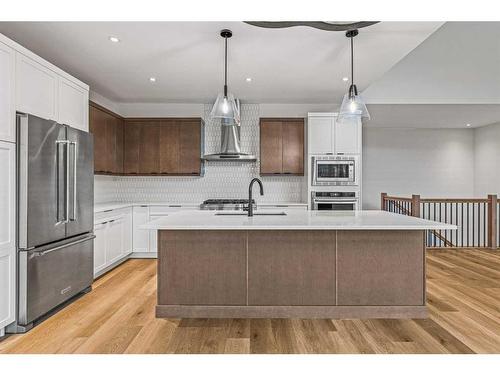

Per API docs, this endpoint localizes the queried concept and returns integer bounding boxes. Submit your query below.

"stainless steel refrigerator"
[8,113,94,333]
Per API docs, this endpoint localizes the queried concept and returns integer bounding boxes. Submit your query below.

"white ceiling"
[363,22,500,104]
[366,104,500,128]
[0,21,442,103]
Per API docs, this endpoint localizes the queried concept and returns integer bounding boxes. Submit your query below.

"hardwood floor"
[1,249,499,354]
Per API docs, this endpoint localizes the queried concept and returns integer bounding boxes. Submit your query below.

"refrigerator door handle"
[70,141,78,221]
[55,140,70,225]
[32,235,96,257]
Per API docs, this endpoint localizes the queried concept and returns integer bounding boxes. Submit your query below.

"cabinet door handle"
[103,209,113,213]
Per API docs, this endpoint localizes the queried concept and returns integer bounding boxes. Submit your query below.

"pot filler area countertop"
[141,210,456,231]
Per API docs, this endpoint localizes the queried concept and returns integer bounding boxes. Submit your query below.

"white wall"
[474,122,500,197]
[362,128,475,209]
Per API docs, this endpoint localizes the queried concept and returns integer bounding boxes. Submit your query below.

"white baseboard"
[129,252,158,259]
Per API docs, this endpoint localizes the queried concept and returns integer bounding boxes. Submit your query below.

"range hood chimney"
[203,99,257,161]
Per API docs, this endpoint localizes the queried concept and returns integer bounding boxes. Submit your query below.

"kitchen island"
[143,210,456,319]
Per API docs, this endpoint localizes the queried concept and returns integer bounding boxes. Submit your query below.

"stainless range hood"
[203,100,257,162]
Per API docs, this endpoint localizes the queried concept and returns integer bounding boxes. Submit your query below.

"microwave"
[312,155,358,186]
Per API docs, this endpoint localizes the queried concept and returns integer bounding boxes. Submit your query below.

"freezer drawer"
[18,234,94,325]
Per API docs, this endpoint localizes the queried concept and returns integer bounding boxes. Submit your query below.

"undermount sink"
[215,212,287,216]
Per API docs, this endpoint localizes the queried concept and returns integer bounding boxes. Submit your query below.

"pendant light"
[338,29,370,120]
[210,29,240,124]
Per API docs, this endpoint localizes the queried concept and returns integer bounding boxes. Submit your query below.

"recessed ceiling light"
[342,77,349,82]
[109,36,120,43]
[246,77,252,82]
[466,123,471,127]
[149,77,156,83]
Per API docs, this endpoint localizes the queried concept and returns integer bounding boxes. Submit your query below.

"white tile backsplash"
[94,104,306,204]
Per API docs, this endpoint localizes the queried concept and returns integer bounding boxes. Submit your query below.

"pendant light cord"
[224,36,228,97]
[350,35,354,86]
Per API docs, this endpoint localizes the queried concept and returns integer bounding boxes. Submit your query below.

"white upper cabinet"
[58,76,89,131]
[0,42,15,143]
[307,115,334,154]
[307,113,361,155]
[335,117,361,154]
[15,52,58,121]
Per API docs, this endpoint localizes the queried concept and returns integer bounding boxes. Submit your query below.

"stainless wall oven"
[312,155,358,186]
[311,192,359,211]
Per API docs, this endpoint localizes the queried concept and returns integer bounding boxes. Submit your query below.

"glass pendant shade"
[338,29,370,121]
[210,92,240,124]
[338,92,370,120]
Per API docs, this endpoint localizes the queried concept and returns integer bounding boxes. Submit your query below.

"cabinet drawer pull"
[103,209,113,213]
[169,205,182,208]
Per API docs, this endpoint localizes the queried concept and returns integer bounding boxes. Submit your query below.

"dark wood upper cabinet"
[260,120,283,174]
[123,121,141,174]
[89,105,107,173]
[114,118,124,174]
[282,120,304,174]
[122,117,203,176]
[138,122,160,174]
[260,118,304,176]
[90,100,204,176]
[159,120,180,174]
[178,119,202,175]
[89,102,123,174]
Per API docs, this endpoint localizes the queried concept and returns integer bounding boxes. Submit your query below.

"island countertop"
[141,209,457,231]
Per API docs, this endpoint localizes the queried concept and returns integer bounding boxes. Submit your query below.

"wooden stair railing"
[381,193,498,249]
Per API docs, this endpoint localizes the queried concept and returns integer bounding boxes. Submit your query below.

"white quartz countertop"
[94,201,308,213]
[141,210,457,231]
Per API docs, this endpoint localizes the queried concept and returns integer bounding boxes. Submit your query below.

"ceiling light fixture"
[338,29,370,121]
[342,77,349,82]
[246,77,252,82]
[149,77,156,83]
[109,36,120,43]
[466,123,471,127]
[209,29,239,124]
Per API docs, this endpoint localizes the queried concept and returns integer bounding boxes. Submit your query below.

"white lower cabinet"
[132,206,150,254]
[93,207,133,278]
[106,218,124,264]
[0,140,15,335]
[132,205,199,257]
[93,222,107,274]
[0,249,15,335]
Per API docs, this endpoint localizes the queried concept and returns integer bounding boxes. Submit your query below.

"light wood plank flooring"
[1,249,499,354]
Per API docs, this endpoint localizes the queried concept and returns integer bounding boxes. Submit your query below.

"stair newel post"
[411,195,421,217]
[381,193,387,211]
[487,194,498,249]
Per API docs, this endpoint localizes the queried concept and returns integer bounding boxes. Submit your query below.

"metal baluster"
[472,202,475,247]
[467,203,470,247]
[461,202,464,247]
[483,202,486,247]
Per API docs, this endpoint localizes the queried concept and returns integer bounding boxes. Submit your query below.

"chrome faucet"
[247,178,264,217]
